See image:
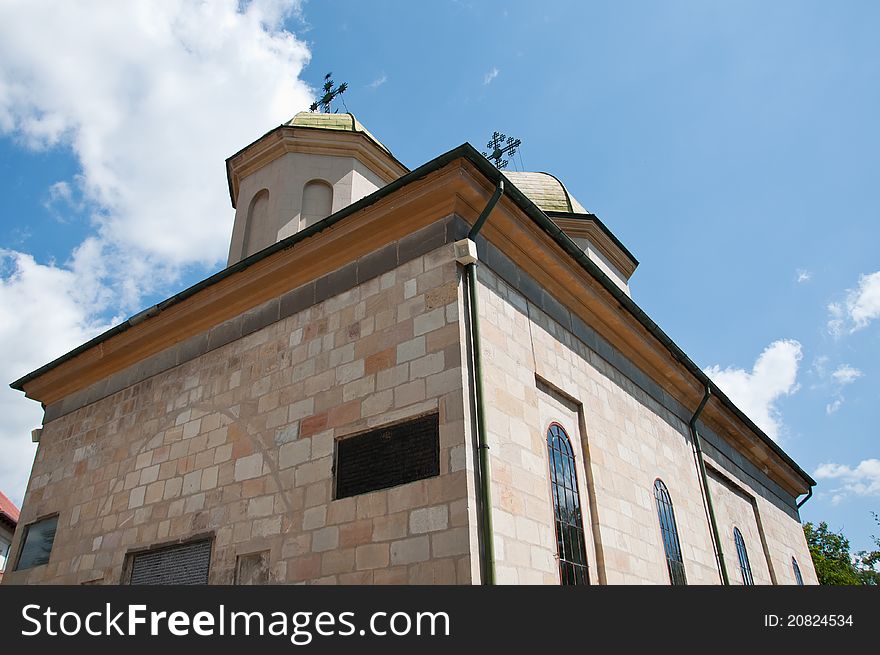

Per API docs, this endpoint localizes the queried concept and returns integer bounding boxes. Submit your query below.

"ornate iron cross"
[310,72,348,113]
[482,131,521,170]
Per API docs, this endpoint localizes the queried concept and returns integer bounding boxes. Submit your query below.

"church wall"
[5,205,816,586]
[476,264,718,584]
[754,492,818,584]
[473,241,816,585]
[4,234,477,585]
[705,470,773,585]
[228,152,386,264]
[570,237,631,296]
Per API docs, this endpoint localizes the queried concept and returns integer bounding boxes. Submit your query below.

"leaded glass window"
[734,527,754,585]
[653,479,687,585]
[546,424,589,585]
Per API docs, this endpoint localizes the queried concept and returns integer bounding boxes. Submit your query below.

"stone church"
[4,112,816,585]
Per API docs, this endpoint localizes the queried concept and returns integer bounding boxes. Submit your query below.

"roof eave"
[12,142,815,491]
[225,122,408,209]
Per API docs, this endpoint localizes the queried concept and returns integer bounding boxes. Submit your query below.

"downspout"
[690,385,730,585]
[797,487,813,509]
[460,179,504,585]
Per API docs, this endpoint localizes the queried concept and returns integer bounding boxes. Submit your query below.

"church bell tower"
[224,112,408,266]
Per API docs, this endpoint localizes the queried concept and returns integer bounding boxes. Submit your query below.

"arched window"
[301,179,333,228]
[792,557,804,586]
[242,188,270,258]
[653,479,687,585]
[546,424,589,585]
[733,527,754,585]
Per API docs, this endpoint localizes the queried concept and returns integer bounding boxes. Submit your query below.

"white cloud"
[0,0,311,279]
[368,74,387,89]
[0,0,313,504]
[831,364,863,386]
[43,179,87,222]
[0,251,115,506]
[825,398,843,415]
[823,363,864,414]
[796,269,811,283]
[827,271,880,336]
[810,355,830,379]
[45,181,73,206]
[483,66,500,85]
[704,339,802,440]
[814,459,880,501]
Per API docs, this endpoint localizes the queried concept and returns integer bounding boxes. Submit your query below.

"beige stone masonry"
[4,244,474,585]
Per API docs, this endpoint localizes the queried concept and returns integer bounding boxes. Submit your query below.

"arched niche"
[301,179,333,228]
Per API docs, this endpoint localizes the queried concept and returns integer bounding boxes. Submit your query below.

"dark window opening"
[129,538,212,585]
[546,424,589,585]
[335,413,440,499]
[734,527,754,585]
[792,557,804,585]
[654,479,687,585]
[15,515,58,571]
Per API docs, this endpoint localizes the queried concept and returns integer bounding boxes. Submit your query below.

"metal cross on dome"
[482,131,521,170]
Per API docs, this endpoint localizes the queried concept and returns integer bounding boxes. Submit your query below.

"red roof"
[0,491,20,525]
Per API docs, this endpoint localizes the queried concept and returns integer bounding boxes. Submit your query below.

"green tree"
[854,512,879,586]
[803,522,863,585]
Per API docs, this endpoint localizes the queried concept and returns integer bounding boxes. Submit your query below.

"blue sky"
[0,0,877,552]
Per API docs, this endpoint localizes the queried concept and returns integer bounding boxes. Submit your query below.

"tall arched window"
[301,179,333,228]
[546,424,589,585]
[242,189,270,259]
[792,557,804,585]
[733,527,754,585]
[653,479,687,585]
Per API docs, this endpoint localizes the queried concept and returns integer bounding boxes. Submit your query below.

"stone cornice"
[16,154,811,497]
[225,126,410,208]
[550,215,638,279]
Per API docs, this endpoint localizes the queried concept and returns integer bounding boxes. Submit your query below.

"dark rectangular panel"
[335,414,440,499]
[129,539,212,585]
[15,515,58,571]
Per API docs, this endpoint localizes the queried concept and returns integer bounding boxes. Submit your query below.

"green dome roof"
[504,171,587,214]
[286,111,390,154]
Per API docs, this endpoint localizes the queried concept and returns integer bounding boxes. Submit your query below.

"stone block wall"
[474,257,815,585]
[4,241,476,585]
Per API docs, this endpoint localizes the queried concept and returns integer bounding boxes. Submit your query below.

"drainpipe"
[796,487,813,509]
[690,385,730,585]
[457,179,504,585]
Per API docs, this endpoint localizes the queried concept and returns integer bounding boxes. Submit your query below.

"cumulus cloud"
[796,269,811,283]
[831,365,863,386]
[827,271,880,336]
[0,251,115,504]
[0,0,311,279]
[814,459,880,503]
[704,339,802,440]
[0,0,313,504]
[483,66,500,85]
[824,364,864,414]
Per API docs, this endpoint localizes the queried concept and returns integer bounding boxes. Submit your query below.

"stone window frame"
[791,556,804,585]
[653,478,687,585]
[332,411,441,501]
[13,512,59,572]
[0,535,11,572]
[733,526,754,585]
[545,421,590,585]
[120,532,215,585]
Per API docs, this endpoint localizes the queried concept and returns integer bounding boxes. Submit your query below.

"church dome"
[503,171,588,214]
[285,111,391,155]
